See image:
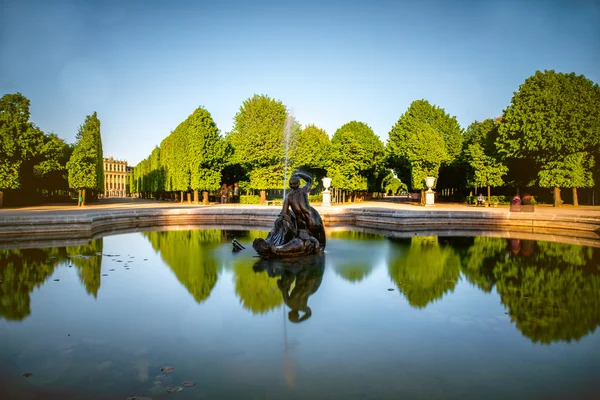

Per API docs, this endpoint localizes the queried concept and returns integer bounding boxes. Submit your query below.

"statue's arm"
[293,172,312,192]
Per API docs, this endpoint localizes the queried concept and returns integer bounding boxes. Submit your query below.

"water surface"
[1,229,599,399]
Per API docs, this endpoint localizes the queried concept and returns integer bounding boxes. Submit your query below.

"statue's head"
[289,175,300,189]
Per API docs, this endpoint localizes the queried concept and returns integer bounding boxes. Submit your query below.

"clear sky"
[1,0,599,165]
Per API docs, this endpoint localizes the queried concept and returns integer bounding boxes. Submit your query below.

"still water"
[1,229,599,400]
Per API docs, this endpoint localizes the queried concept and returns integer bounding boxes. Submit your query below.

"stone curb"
[1,206,599,246]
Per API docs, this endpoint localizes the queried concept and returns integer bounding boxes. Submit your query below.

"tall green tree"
[496,70,600,206]
[227,95,294,203]
[66,112,104,206]
[463,120,508,204]
[187,107,226,204]
[291,124,331,184]
[33,133,72,195]
[0,93,44,195]
[387,99,463,202]
[328,121,385,195]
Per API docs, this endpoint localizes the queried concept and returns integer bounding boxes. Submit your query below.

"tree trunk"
[260,190,266,205]
[0,191,3,208]
[487,185,491,207]
[421,189,426,206]
[194,189,199,204]
[82,189,86,206]
[187,192,191,203]
[202,191,209,205]
[573,187,578,207]
[180,191,184,203]
[553,187,562,207]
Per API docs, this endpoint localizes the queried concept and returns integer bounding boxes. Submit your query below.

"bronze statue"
[253,172,326,258]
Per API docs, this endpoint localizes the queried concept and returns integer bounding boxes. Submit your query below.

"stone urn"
[322,177,332,206]
[425,177,436,207]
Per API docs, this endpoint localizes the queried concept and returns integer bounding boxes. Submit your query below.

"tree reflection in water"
[143,230,220,303]
[329,231,378,283]
[67,239,103,298]
[233,257,282,315]
[387,234,600,343]
[387,236,461,308]
[492,240,600,344]
[0,239,103,321]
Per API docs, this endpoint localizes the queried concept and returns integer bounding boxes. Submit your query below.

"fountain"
[253,171,326,258]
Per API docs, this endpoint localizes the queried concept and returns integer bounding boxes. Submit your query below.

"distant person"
[221,183,228,204]
[233,183,240,203]
[510,194,522,212]
[477,193,485,206]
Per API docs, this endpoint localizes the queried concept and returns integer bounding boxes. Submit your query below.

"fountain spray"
[283,113,294,198]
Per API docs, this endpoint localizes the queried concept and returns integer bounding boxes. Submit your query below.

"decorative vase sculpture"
[425,176,436,207]
[253,172,326,258]
[322,177,331,207]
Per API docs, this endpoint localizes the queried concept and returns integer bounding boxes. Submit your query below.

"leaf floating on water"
[102,274,108,276]
[53,279,60,282]
[165,385,183,393]
[182,381,196,387]
[160,366,175,374]
[126,397,152,400]
[23,372,33,377]
[109,269,115,271]
[387,288,394,291]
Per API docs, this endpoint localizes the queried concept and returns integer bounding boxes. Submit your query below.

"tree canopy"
[0,93,44,190]
[227,95,295,190]
[496,70,600,163]
[496,70,600,205]
[66,112,104,192]
[387,99,463,191]
[463,120,507,192]
[328,121,385,191]
[292,124,331,181]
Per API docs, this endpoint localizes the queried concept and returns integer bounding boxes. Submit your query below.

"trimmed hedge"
[240,195,261,204]
[240,194,323,205]
[465,195,537,205]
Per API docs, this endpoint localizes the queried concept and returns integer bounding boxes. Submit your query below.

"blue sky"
[1,0,599,165]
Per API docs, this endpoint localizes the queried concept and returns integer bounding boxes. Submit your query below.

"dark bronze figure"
[253,172,326,258]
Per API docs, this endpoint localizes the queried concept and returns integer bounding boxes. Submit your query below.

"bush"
[240,195,260,204]
[308,194,323,203]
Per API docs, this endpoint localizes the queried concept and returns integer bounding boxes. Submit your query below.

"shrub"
[308,194,323,203]
[240,195,260,204]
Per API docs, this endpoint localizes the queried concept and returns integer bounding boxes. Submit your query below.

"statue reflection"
[253,254,325,323]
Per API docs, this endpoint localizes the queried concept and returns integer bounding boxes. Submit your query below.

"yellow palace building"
[103,157,131,198]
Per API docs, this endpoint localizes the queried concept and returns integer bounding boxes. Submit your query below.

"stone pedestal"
[322,190,331,207]
[425,190,435,207]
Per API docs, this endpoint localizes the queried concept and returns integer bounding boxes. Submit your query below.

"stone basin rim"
[0,205,599,248]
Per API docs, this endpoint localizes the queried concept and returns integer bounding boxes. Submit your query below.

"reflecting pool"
[1,229,599,399]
